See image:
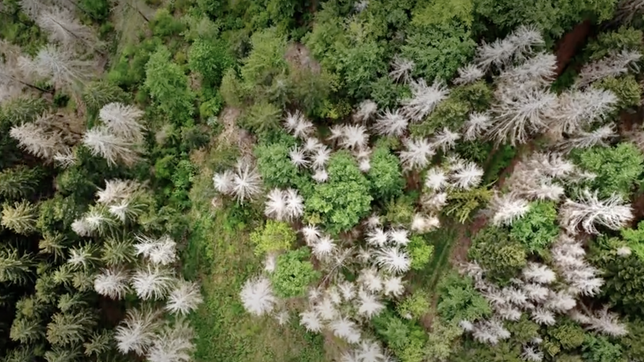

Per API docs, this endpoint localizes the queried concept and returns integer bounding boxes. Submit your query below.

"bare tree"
[10,122,68,161]
[240,276,276,316]
[488,193,530,226]
[399,138,435,170]
[454,64,484,85]
[353,100,378,124]
[401,79,449,122]
[115,308,162,355]
[559,190,633,234]
[147,318,195,362]
[548,89,617,136]
[389,56,414,83]
[613,0,644,23]
[373,109,408,137]
[0,40,50,95]
[475,25,544,71]
[35,6,99,51]
[83,127,141,166]
[99,102,146,143]
[19,45,95,92]
[575,50,642,88]
[555,124,617,152]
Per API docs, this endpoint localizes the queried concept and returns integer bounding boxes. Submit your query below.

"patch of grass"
[183,148,327,362]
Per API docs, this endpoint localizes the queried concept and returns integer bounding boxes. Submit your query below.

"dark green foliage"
[473,0,617,43]
[270,248,320,298]
[573,142,644,199]
[0,166,41,200]
[238,101,281,136]
[144,45,196,123]
[150,9,185,37]
[582,335,625,362]
[372,311,427,361]
[595,75,642,111]
[288,68,338,116]
[79,0,110,21]
[305,152,372,234]
[584,26,644,60]
[437,273,491,323]
[108,37,162,89]
[620,319,644,361]
[249,220,296,256]
[81,81,129,119]
[0,4,46,55]
[253,134,304,189]
[510,201,559,253]
[483,144,516,184]
[0,97,48,125]
[368,146,405,201]
[455,140,493,164]
[454,340,522,362]
[335,39,387,98]
[506,315,540,344]
[589,226,644,314]
[408,236,434,270]
[370,76,410,109]
[188,39,235,88]
[469,226,526,281]
[402,22,476,83]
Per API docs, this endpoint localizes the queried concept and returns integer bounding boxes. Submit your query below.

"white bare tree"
[83,127,140,166]
[555,124,617,152]
[146,318,195,362]
[548,88,617,135]
[10,122,68,161]
[19,45,95,92]
[115,308,162,355]
[283,110,314,139]
[399,138,435,170]
[300,310,323,332]
[373,109,408,137]
[231,160,262,203]
[575,50,642,88]
[134,235,177,266]
[99,102,146,143]
[339,124,369,150]
[463,112,492,141]
[165,280,203,316]
[329,318,361,343]
[96,179,142,204]
[401,79,449,122]
[389,56,414,83]
[559,190,633,234]
[94,267,129,299]
[454,64,484,85]
[353,100,378,124]
[488,193,530,226]
[451,162,484,189]
[375,247,410,274]
[35,6,99,50]
[240,276,276,316]
[131,265,175,301]
[475,25,544,71]
[432,128,461,152]
[357,289,385,318]
[289,146,309,168]
[212,170,234,194]
[498,52,557,89]
[489,87,557,145]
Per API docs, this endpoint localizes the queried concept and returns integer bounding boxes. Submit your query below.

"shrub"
[408,236,434,270]
[270,248,320,298]
[250,220,296,256]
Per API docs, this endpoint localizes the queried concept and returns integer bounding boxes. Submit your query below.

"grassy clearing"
[409,225,458,293]
[182,146,327,362]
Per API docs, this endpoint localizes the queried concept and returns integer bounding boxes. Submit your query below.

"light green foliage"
[288,68,338,116]
[188,38,234,88]
[469,226,526,281]
[270,248,320,298]
[506,315,540,344]
[239,100,281,136]
[219,69,244,107]
[582,335,625,362]
[544,319,586,356]
[574,142,644,198]
[596,75,642,111]
[444,186,492,223]
[437,273,491,323]
[150,8,185,37]
[424,319,463,362]
[510,201,559,253]
[384,196,416,225]
[0,247,34,285]
[0,97,48,125]
[305,152,372,234]
[408,236,434,270]
[585,26,644,60]
[144,45,196,123]
[397,290,431,320]
[368,146,405,201]
[412,0,474,27]
[249,220,296,256]
[241,28,288,88]
[2,201,37,235]
[253,134,303,189]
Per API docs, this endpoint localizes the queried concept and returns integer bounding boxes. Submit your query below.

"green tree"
[469,226,526,282]
[2,201,37,234]
[144,45,196,123]
[582,335,625,362]
[253,134,304,189]
[595,75,642,111]
[573,142,644,198]
[240,28,288,88]
[543,319,586,357]
[270,248,320,298]
[437,273,491,323]
[368,145,405,201]
[0,247,34,285]
[188,38,234,88]
[0,165,41,200]
[239,100,281,136]
[510,201,559,253]
[397,290,431,320]
[408,236,434,270]
[306,152,372,234]
[250,220,297,256]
